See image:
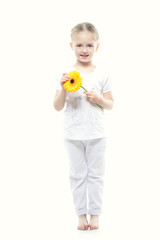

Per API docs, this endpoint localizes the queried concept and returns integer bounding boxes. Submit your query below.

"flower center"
[70,79,75,84]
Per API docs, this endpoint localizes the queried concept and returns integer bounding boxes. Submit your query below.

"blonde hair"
[71,22,99,41]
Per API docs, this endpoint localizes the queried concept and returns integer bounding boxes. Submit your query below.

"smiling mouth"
[80,55,89,57]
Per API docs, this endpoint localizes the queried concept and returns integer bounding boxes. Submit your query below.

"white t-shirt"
[55,65,112,140]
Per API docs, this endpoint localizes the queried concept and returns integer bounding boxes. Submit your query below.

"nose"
[82,47,87,53]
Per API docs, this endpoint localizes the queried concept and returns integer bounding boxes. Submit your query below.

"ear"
[70,42,73,50]
[95,42,100,52]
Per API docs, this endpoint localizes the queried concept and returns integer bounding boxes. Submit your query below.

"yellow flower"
[63,71,82,93]
[63,70,104,111]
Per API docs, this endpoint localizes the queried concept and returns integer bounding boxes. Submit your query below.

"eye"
[88,44,93,47]
[76,44,82,47]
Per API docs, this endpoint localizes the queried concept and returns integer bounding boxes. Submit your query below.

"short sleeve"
[55,72,63,91]
[102,75,112,93]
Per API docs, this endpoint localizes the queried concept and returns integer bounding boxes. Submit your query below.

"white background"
[0,0,160,239]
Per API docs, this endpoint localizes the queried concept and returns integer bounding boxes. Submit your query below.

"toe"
[79,224,85,230]
[90,226,93,230]
[94,225,99,230]
[77,226,83,230]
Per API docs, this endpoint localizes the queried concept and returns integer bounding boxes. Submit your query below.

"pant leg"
[64,139,88,216]
[85,137,107,215]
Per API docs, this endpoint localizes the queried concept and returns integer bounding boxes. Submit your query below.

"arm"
[53,88,66,111]
[53,73,69,111]
[84,91,114,110]
[97,91,114,110]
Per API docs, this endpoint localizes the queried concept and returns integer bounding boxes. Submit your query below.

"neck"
[74,60,94,68]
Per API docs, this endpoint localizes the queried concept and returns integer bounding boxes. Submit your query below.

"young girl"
[53,22,114,230]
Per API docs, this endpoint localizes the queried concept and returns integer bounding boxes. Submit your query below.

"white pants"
[64,137,107,216]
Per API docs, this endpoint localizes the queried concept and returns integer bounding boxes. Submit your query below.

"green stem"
[80,85,88,92]
[80,85,104,111]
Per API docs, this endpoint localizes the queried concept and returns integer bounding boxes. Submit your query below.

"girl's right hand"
[60,73,70,89]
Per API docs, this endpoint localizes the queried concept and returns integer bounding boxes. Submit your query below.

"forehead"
[72,31,97,43]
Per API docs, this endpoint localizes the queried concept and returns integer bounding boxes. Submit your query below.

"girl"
[53,22,114,230]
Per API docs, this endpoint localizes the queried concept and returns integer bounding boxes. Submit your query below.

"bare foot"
[89,215,99,230]
[77,214,89,230]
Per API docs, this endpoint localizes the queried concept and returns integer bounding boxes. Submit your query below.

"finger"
[61,77,69,83]
[62,79,69,84]
[84,91,90,95]
[62,72,68,76]
[63,74,70,79]
[64,76,70,80]
[87,91,93,94]
[62,77,70,82]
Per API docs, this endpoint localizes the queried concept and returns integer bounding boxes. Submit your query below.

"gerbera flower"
[63,71,104,111]
[63,71,82,93]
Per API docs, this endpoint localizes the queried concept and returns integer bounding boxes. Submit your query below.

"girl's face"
[70,31,100,64]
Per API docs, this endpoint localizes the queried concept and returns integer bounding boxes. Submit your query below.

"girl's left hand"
[84,91,100,104]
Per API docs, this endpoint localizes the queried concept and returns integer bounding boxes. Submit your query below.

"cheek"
[75,49,80,55]
[91,49,96,54]
[88,49,94,55]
